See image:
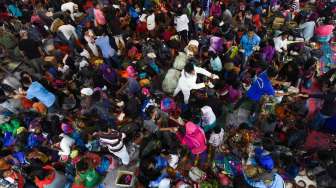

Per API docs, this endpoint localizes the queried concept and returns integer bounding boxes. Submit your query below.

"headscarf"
[126,66,138,78]
[201,106,216,126]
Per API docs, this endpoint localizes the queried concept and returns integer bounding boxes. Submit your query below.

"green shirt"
[79,169,101,188]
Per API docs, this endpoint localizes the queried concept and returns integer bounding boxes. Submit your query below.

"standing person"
[240,27,261,68]
[18,30,44,73]
[234,67,282,113]
[192,6,205,34]
[146,9,156,36]
[173,61,219,104]
[57,23,79,50]
[95,28,119,68]
[94,128,130,165]
[174,8,189,44]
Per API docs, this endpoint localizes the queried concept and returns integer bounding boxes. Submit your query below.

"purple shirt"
[261,45,275,63]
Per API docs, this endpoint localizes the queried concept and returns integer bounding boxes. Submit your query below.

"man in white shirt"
[174,11,189,43]
[58,24,78,40]
[57,24,78,49]
[173,61,219,104]
[61,0,78,21]
[147,11,156,31]
[273,32,288,53]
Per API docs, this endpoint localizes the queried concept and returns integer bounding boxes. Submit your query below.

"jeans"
[311,112,330,130]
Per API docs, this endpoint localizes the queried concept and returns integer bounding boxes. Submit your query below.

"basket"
[115,170,135,187]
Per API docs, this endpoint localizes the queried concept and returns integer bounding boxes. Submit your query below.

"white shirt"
[59,133,75,156]
[147,13,156,31]
[273,36,288,52]
[173,66,212,103]
[174,14,189,32]
[58,24,78,40]
[209,128,224,147]
[61,2,78,20]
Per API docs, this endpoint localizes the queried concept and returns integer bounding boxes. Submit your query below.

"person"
[240,27,261,65]
[209,51,223,73]
[34,165,67,188]
[174,9,189,43]
[273,32,289,53]
[19,74,57,112]
[18,30,44,73]
[176,121,207,155]
[94,128,130,165]
[95,28,119,68]
[61,0,78,21]
[200,105,217,133]
[299,19,315,42]
[234,67,285,112]
[209,126,224,148]
[173,61,219,104]
[193,6,205,34]
[144,105,177,134]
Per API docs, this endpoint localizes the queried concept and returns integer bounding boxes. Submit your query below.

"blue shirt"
[95,36,116,58]
[246,71,275,101]
[240,34,261,57]
[26,81,56,108]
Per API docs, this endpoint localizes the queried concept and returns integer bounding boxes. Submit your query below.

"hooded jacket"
[178,122,207,154]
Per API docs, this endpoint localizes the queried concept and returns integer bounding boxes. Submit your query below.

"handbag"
[189,167,207,183]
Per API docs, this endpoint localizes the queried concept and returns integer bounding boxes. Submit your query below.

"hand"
[211,74,219,79]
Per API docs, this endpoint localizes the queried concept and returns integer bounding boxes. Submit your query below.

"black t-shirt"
[19,38,41,59]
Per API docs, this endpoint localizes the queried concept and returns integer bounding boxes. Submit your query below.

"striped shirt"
[97,130,125,153]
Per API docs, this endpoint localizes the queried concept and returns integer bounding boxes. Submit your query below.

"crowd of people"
[0,0,335,187]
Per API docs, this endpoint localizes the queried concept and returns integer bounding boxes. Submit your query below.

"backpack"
[162,69,181,94]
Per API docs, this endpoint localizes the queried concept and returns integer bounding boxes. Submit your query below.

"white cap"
[80,88,93,96]
[188,40,199,47]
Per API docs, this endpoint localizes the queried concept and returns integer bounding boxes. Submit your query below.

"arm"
[195,66,212,77]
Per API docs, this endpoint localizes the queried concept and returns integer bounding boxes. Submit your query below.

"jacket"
[178,122,207,154]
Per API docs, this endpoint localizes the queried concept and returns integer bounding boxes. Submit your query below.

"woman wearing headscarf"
[176,121,207,155]
[200,106,217,133]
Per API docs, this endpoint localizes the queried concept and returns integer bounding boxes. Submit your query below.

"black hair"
[184,62,195,74]
[21,75,32,86]
[178,126,186,136]
[213,126,222,134]
[91,91,101,103]
[145,105,156,118]
[76,160,88,172]
[266,67,278,78]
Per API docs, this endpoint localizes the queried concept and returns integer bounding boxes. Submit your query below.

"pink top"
[177,122,207,154]
[94,8,106,25]
[315,25,334,37]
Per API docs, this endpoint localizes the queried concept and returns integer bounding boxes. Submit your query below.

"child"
[209,126,224,148]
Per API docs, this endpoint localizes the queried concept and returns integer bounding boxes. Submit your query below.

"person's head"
[281,32,289,40]
[266,66,278,79]
[247,27,256,38]
[21,75,32,87]
[184,62,195,75]
[19,30,28,39]
[146,105,158,119]
[213,126,222,134]
[76,160,88,173]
